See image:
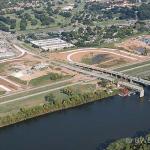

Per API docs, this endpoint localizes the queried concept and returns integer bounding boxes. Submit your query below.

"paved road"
[0,80,83,105]
[120,63,150,73]
[0,76,21,88]
[0,44,39,64]
[0,78,73,99]
[54,61,144,94]
[0,44,26,64]
[67,49,138,62]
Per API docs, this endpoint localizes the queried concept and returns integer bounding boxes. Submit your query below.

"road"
[120,63,150,73]
[0,76,21,88]
[53,61,145,97]
[0,44,149,105]
[0,78,76,102]
[0,80,84,105]
[67,49,138,62]
[0,44,38,64]
[0,44,26,64]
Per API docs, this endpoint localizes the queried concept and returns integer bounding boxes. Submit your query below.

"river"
[0,87,150,150]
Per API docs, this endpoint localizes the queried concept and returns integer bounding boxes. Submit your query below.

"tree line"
[0,88,119,127]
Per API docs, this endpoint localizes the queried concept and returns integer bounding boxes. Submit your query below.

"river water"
[0,87,150,150]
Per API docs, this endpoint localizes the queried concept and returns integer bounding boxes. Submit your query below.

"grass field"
[115,60,150,72]
[0,79,73,103]
[0,81,96,116]
[123,65,150,76]
[7,76,27,85]
[29,73,71,86]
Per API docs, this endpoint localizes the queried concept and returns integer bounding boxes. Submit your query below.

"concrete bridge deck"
[53,61,144,97]
[70,62,150,86]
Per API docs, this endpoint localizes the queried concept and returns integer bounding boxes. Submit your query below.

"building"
[31,38,74,51]
[62,4,74,11]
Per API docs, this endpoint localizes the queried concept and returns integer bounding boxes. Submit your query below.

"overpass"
[53,61,145,97]
[118,81,144,98]
[70,62,150,86]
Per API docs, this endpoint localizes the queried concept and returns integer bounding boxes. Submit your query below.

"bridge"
[53,61,145,97]
[118,81,144,98]
[70,62,150,86]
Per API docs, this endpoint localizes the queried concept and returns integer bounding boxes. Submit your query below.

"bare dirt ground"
[1,45,150,94]
[9,53,41,65]
[19,67,74,81]
[116,35,150,52]
[0,50,80,92]
[49,48,149,68]
[70,51,126,63]
[1,53,46,80]
[0,78,19,91]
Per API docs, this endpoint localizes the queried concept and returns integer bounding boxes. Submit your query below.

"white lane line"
[0,78,73,99]
[0,76,20,87]
[0,85,11,92]
[0,81,83,105]
[121,63,150,73]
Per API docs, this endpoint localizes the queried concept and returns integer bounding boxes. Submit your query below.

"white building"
[62,5,74,11]
[31,38,74,51]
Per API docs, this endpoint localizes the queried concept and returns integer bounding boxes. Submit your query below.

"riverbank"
[0,88,119,128]
[1,87,150,150]
[106,133,150,150]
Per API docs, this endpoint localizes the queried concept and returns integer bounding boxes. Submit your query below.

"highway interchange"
[1,44,150,106]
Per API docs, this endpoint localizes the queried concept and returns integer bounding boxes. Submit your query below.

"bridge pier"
[61,62,148,98]
[115,75,118,79]
[130,79,133,83]
[140,89,144,98]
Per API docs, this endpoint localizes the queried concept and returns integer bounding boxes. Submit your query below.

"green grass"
[21,42,41,54]
[81,57,93,65]
[123,65,150,76]
[0,91,5,95]
[2,0,84,33]
[7,76,27,85]
[0,63,6,73]
[29,72,67,86]
[0,82,97,116]
[115,60,150,72]
[3,6,73,32]
[0,80,72,103]
[94,19,127,26]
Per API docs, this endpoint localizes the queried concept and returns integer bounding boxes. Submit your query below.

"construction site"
[49,47,149,69]
[0,31,23,60]
[116,35,150,55]
[0,31,150,117]
[1,34,150,95]
[0,51,78,94]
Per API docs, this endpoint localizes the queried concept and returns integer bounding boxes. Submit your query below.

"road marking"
[0,76,20,87]
[0,81,83,105]
[121,63,150,73]
[0,78,73,99]
[0,85,11,92]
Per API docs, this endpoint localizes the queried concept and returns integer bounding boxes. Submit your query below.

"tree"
[45,93,55,104]
[31,19,38,26]
[20,19,27,30]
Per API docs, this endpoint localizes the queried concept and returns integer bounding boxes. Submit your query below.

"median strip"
[0,81,83,105]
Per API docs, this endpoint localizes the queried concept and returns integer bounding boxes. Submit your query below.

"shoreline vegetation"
[106,134,150,150]
[0,88,119,128]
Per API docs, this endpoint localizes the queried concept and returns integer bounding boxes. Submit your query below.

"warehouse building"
[31,38,74,51]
